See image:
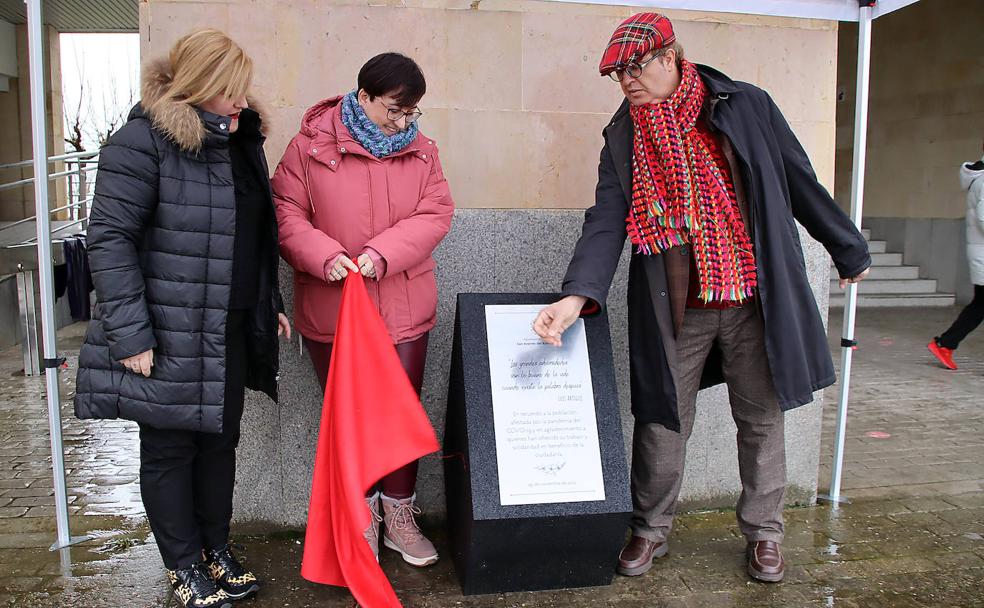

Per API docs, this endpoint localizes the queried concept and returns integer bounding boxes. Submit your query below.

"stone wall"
[0,23,64,222]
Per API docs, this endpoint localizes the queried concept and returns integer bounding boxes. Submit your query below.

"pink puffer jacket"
[271,96,454,343]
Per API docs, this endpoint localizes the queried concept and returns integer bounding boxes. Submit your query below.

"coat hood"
[961,157,984,191]
[135,58,267,153]
[299,95,344,138]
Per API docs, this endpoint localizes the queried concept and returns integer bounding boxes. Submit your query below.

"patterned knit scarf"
[340,91,419,159]
[627,60,757,303]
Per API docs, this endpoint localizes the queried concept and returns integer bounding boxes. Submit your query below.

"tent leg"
[819,4,874,508]
[25,0,89,551]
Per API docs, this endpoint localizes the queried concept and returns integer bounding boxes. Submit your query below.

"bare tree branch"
[63,34,138,151]
[63,44,86,153]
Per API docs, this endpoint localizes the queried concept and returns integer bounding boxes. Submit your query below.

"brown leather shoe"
[617,536,668,576]
[746,541,785,582]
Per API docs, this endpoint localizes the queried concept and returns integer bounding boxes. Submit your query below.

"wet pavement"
[0,307,982,607]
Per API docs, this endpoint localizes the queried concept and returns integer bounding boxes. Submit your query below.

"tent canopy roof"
[531,0,917,22]
[0,0,137,33]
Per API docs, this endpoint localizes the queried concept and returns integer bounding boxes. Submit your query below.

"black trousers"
[139,309,249,570]
[939,285,984,350]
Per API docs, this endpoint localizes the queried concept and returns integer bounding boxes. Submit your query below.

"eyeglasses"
[385,106,423,125]
[607,51,665,82]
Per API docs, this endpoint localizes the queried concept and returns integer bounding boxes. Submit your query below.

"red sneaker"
[927,340,958,370]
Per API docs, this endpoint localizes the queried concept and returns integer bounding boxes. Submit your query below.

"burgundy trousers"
[304,333,429,499]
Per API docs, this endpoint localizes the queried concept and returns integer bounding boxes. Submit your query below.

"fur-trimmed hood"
[136,57,267,153]
[960,156,984,192]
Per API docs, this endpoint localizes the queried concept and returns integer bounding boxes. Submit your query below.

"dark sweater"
[228,132,268,309]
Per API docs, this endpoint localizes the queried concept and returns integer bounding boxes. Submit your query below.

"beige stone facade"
[0,24,64,221]
[141,0,839,209]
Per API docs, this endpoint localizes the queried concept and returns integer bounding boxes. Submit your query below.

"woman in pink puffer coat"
[271,52,453,568]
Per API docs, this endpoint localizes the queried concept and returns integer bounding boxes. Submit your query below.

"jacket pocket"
[404,258,438,330]
[405,257,436,279]
[295,274,343,338]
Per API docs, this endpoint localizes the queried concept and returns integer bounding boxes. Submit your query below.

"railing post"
[66,160,75,220]
[77,159,89,221]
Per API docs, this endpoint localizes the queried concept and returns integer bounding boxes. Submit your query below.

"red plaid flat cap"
[599,13,676,76]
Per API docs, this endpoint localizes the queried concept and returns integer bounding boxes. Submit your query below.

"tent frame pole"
[26,0,89,550]
[820,3,874,507]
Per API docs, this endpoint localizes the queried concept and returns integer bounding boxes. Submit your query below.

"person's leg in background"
[931,285,984,370]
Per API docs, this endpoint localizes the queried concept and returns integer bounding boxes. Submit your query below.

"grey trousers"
[630,305,786,544]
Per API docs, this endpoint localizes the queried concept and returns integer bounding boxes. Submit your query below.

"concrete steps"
[831,278,939,295]
[829,293,957,308]
[828,230,956,308]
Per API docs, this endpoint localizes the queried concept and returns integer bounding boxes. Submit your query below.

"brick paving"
[0,307,980,607]
[822,307,984,500]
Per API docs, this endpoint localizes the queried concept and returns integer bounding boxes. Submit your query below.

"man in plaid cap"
[534,13,870,583]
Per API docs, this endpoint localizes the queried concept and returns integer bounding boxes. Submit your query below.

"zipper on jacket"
[303,153,318,216]
[735,155,766,322]
[251,144,281,334]
[364,159,383,318]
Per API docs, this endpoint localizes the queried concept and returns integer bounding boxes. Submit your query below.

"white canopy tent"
[23,0,918,550]
[553,0,919,20]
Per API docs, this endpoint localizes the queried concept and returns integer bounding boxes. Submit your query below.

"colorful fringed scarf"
[627,60,758,303]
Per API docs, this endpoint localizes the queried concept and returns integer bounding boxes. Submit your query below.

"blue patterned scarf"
[340,91,418,159]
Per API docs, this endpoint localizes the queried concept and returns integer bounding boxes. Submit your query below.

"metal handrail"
[0,177,34,192]
[0,198,92,233]
[48,199,91,216]
[0,150,98,242]
[49,164,99,180]
[0,150,99,171]
[25,217,89,244]
[0,162,98,192]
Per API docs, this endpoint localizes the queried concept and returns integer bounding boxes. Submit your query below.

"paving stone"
[0,480,31,490]
[935,507,984,527]
[0,507,28,519]
[900,496,962,513]
[0,488,55,499]
[885,510,950,530]
[9,497,55,508]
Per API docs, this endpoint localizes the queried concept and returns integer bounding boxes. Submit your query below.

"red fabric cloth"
[300,270,439,607]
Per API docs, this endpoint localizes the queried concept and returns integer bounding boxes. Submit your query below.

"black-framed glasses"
[386,106,423,125]
[607,52,664,82]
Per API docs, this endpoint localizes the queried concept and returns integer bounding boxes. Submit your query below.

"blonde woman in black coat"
[75,30,289,608]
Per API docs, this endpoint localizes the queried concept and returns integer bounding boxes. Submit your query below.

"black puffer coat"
[74,60,281,433]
